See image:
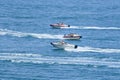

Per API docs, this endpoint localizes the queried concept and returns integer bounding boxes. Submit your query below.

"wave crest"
[0,53,120,68]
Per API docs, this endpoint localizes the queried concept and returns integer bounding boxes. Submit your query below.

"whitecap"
[0,53,120,68]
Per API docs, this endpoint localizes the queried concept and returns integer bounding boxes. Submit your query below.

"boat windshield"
[59,41,67,44]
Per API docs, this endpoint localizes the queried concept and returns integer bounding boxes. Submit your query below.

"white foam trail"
[66,26,120,30]
[65,46,120,53]
[61,26,79,29]
[0,53,120,68]
[0,29,63,39]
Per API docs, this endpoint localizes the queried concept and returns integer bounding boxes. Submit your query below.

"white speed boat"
[50,41,78,49]
[50,23,70,28]
[63,33,82,40]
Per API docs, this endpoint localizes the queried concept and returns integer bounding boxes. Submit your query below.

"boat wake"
[0,29,63,39]
[65,46,120,53]
[0,53,119,68]
[64,26,120,30]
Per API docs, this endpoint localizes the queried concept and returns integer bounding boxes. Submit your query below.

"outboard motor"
[74,45,78,49]
[80,36,82,38]
[68,25,70,27]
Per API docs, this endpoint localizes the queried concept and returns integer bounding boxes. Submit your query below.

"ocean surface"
[0,0,120,80]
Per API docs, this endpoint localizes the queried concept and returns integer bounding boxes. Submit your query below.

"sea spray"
[66,26,120,30]
[0,29,63,39]
[65,46,120,53]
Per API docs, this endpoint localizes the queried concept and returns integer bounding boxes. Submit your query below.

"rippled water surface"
[0,0,120,80]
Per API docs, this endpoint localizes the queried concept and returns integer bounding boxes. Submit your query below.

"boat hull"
[50,42,78,49]
[63,36,82,40]
[50,24,70,28]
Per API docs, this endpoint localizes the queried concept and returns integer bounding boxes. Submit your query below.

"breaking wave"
[0,53,120,68]
[0,29,63,39]
[65,46,120,53]
[64,26,120,30]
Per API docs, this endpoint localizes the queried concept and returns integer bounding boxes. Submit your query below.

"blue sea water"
[0,0,120,80]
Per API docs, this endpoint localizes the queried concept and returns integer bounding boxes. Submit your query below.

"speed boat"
[50,23,70,28]
[50,41,78,49]
[63,33,82,40]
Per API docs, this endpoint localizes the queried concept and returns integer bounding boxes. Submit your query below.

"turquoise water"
[0,0,120,80]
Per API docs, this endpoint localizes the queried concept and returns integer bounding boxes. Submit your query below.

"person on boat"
[61,40,65,44]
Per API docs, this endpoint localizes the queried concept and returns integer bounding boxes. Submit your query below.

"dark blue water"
[0,0,120,80]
